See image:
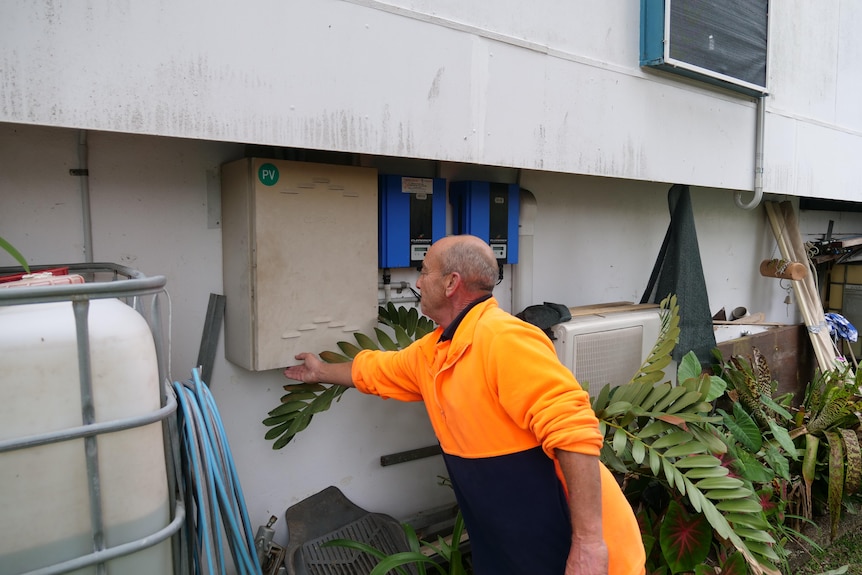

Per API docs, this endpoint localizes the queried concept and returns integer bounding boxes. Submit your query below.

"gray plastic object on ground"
[283,486,417,575]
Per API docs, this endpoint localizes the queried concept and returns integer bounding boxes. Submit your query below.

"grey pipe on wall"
[77,130,94,262]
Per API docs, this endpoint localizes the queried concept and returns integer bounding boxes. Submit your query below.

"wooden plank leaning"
[764,201,837,373]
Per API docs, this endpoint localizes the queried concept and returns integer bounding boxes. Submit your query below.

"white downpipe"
[735,97,766,210]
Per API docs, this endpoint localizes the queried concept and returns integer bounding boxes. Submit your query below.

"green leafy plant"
[713,345,862,573]
[596,296,781,575]
[263,302,435,449]
[793,363,862,538]
[0,236,29,272]
[711,349,806,573]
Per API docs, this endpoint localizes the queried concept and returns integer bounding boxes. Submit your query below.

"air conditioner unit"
[551,307,667,395]
[640,0,769,97]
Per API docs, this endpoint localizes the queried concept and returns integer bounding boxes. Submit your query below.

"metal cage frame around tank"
[0,263,185,575]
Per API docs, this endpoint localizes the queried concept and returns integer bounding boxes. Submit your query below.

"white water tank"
[0,298,173,574]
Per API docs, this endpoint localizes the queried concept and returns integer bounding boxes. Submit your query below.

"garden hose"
[173,368,262,575]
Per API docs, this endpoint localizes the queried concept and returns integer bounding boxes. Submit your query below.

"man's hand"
[283,352,326,383]
[565,539,608,575]
[283,352,355,387]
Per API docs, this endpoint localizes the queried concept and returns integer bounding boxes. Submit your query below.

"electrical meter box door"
[449,181,519,265]
[378,175,447,269]
[221,158,379,371]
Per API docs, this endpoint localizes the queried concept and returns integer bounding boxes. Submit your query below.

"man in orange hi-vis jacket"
[284,234,646,575]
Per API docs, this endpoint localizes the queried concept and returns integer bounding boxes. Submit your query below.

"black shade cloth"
[641,184,716,365]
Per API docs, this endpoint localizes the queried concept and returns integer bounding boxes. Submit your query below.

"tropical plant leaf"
[592,383,613,414]
[0,236,29,272]
[723,512,771,531]
[684,466,730,479]
[665,390,707,415]
[663,457,676,488]
[649,447,662,476]
[272,411,313,449]
[641,383,673,412]
[354,331,380,351]
[714,499,764,513]
[268,401,306,418]
[601,443,628,474]
[759,394,793,421]
[720,405,762,453]
[632,438,646,464]
[651,430,694,450]
[716,550,747,575]
[731,527,775,544]
[638,419,674,439]
[695,476,745,490]
[763,445,791,481]
[263,420,293,440]
[825,430,845,539]
[630,295,680,385]
[406,306,419,336]
[602,400,633,418]
[730,447,775,484]
[279,391,319,403]
[374,327,399,351]
[613,427,629,456]
[687,423,728,455]
[663,441,708,459]
[841,428,862,495]
[705,375,728,402]
[282,382,328,393]
[705,487,759,500]
[417,316,436,337]
[320,350,352,363]
[677,351,703,384]
[652,386,689,413]
[337,340,364,358]
[675,455,724,469]
[393,324,413,349]
[659,500,712,574]
[766,420,798,459]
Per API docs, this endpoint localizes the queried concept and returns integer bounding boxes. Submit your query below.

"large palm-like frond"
[595,296,780,575]
[264,302,434,449]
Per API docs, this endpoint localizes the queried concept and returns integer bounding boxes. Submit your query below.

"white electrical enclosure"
[552,308,664,395]
[221,158,378,371]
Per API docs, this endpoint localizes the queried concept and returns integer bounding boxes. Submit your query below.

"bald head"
[434,235,498,294]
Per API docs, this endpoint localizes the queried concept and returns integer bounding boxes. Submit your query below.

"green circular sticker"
[258,163,279,186]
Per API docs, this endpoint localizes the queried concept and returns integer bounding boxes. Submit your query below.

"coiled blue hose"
[173,368,262,575]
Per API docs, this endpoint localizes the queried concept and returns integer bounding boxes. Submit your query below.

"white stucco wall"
[2,1,860,200]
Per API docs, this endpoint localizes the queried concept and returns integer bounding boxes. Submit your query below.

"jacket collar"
[420,296,499,368]
[439,293,494,342]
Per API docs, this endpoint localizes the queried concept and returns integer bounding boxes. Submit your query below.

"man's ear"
[444,272,461,296]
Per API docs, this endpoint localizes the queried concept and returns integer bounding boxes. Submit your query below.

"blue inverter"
[379,175,447,269]
[449,181,519,265]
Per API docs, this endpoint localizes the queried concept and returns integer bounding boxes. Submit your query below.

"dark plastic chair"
[283,486,416,575]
